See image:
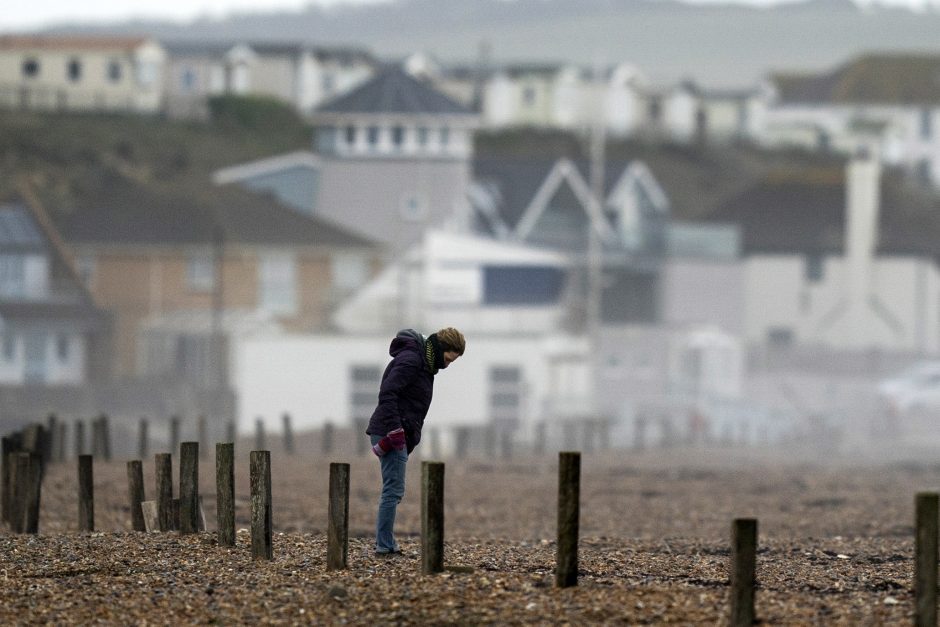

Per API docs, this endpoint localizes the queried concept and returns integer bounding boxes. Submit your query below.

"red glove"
[373,428,406,456]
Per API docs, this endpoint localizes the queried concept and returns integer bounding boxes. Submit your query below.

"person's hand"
[372,428,406,456]
[387,428,406,450]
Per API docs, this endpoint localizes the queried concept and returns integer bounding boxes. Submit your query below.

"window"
[367,126,380,148]
[490,365,522,427]
[391,125,405,149]
[349,365,382,420]
[22,58,39,78]
[522,86,536,107]
[67,58,82,82]
[483,266,565,305]
[804,254,824,283]
[439,126,450,147]
[332,254,369,291]
[108,60,122,82]
[345,125,357,146]
[186,253,214,292]
[2,334,14,362]
[56,334,69,361]
[921,108,933,140]
[767,327,793,348]
[0,255,26,297]
[416,127,429,147]
[258,253,297,315]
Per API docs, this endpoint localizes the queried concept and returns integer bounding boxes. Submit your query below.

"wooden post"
[198,415,208,460]
[216,442,235,547]
[74,420,85,457]
[327,462,350,570]
[127,460,146,532]
[730,518,758,627]
[169,416,180,455]
[10,452,28,533]
[56,421,67,462]
[45,413,57,465]
[155,453,173,532]
[179,442,199,534]
[282,413,294,455]
[421,461,445,574]
[98,414,111,461]
[915,492,938,627]
[21,452,41,533]
[78,454,94,532]
[141,501,159,532]
[250,450,273,560]
[1,436,15,525]
[254,418,265,452]
[138,418,149,460]
[355,418,368,456]
[322,421,334,454]
[556,451,580,588]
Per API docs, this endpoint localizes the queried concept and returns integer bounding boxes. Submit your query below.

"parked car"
[876,361,940,415]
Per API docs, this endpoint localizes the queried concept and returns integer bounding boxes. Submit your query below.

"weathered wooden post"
[730,518,758,627]
[22,452,42,533]
[254,418,265,452]
[216,442,235,547]
[138,418,149,460]
[282,413,294,455]
[179,442,199,534]
[21,424,46,480]
[74,419,85,457]
[327,462,350,570]
[421,461,445,574]
[169,415,180,455]
[10,452,28,533]
[455,426,470,460]
[556,451,580,588]
[1,436,15,525]
[322,421,334,455]
[155,453,173,532]
[915,492,938,627]
[127,460,146,532]
[250,450,273,560]
[45,413,57,465]
[55,421,67,462]
[98,414,111,461]
[354,418,368,456]
[197,415,208,460]
[78,454,94,532]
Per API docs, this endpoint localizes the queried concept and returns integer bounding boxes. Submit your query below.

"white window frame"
[258,253,297,315]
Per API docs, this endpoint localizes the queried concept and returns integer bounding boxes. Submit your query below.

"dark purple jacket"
[366,329,433,453]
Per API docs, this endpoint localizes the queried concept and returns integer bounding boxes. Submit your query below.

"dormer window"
[345,125,357,146]
[416,127,429,147]
[367,126,380,148]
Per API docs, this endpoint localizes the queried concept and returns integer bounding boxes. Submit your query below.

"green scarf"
[425,334,444,375]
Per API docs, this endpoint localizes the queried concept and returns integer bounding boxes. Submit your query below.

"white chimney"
[843,148,881,338]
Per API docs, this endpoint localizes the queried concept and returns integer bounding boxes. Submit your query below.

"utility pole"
[586,57,607,415]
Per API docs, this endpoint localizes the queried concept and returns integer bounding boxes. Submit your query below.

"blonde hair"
[436,327,466,355]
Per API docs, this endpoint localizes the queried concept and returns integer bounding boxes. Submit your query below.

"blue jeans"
[371,434,408,553]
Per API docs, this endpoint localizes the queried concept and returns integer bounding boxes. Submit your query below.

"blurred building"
[0,35,166,114]
[758,53,940,188]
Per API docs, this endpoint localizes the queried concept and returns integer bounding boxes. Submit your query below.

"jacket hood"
[389,328,424,357]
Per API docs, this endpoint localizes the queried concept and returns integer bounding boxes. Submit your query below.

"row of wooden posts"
[4,426,940,623]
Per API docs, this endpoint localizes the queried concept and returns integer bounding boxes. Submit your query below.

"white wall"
[232,332,569,436]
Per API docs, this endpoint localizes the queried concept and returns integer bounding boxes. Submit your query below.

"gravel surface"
[2,438,938,624]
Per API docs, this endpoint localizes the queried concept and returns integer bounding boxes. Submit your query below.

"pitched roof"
[771,53,940,106]
[57,180,377,249]
[0,35,151,51]
[315,65,472,115]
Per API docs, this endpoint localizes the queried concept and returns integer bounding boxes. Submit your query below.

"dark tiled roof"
[316,65,472,115]
[57,181,377,249]
[772,53,940,105]
[708,166,940,258]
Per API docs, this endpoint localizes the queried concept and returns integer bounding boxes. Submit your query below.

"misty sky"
[1,0,933,32]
